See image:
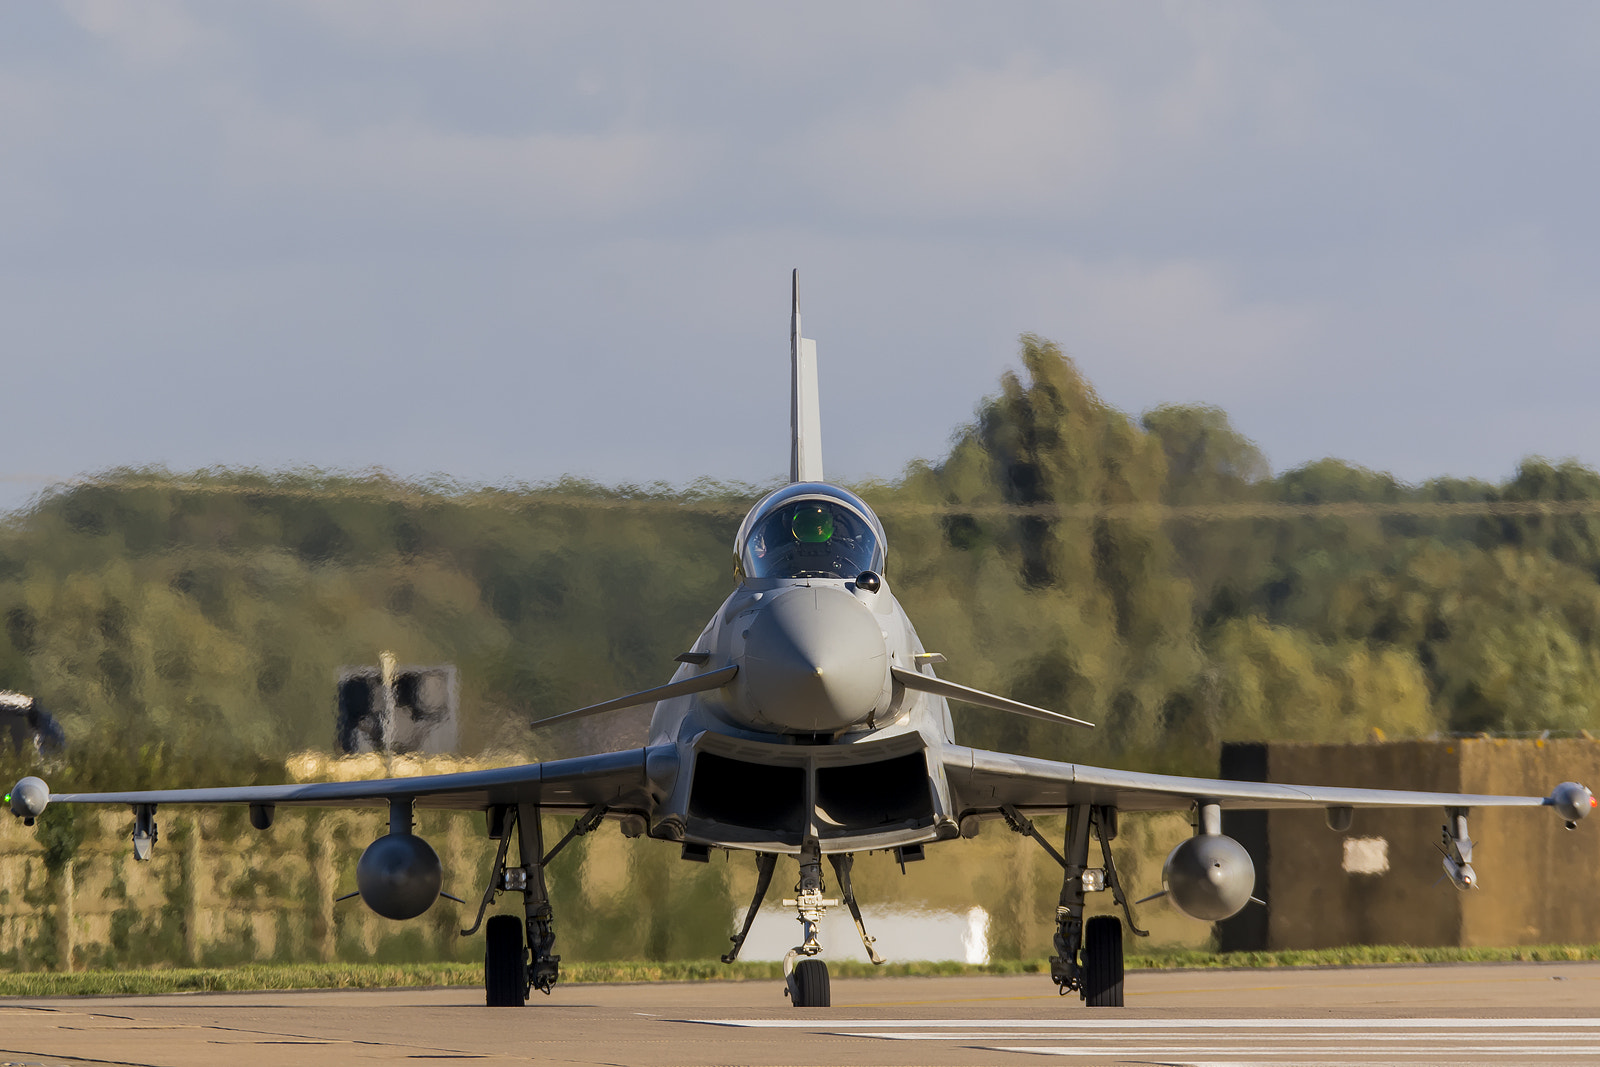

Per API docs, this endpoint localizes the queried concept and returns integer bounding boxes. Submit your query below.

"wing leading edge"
[36,745,676,815]
[944,744,1566,816]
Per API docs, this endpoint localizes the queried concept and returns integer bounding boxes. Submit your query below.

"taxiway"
[1,962,1597,1066]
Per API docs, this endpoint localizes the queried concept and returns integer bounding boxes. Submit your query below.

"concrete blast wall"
[1218,738,1600,951]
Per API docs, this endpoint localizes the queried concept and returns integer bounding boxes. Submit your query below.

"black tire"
[485,914,527,1007]
[790,958,831,1007]
[1081,915,1124,1007]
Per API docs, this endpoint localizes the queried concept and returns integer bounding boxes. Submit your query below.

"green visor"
[791,504,834,543]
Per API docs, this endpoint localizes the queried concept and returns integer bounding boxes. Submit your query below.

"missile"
[1440,807,1477,891]
[1442,854,1477,891]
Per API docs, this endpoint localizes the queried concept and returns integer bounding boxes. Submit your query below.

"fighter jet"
[8,273,1597,1008]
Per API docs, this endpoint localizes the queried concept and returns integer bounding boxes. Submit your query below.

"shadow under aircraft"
[10,273,1596,1008]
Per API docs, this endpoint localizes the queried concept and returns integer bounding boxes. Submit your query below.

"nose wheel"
[787,957,831,1007]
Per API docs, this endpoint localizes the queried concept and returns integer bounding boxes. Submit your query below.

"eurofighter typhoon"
[9,274,1596,1008]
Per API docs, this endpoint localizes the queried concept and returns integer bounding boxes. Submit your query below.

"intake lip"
[741,585,888,733]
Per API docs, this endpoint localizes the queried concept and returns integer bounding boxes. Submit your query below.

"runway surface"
[1,962,1597,1066]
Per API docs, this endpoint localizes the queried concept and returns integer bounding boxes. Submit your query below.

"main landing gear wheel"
[1081,915,1124,1007]
[484,914,527,1007]
[789,958,831,1007]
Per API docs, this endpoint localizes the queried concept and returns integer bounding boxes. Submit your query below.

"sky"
[3,2,1599,513]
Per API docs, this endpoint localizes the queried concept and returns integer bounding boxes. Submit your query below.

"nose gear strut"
[724,839,888,1006]
[781,838,838,968]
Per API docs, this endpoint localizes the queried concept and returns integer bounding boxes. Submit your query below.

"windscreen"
[739,496,884,580]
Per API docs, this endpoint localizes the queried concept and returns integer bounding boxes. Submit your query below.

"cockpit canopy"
[734,484,887,582]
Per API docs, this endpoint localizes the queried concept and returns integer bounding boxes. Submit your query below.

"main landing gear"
[1003,803,1143,1008]
[483,914,526,1006]
[722,839,883,1008]
[463,802,605,1006]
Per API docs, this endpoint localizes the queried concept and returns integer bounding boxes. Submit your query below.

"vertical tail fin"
[790,269,824,483]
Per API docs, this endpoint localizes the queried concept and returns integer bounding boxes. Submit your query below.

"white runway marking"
[853,1031,1582,1042]
[699,1017,1600,1028]
[693,1017,1600,1064]
[990,1044,1600,1058]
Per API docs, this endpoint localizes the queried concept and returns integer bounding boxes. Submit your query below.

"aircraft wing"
[943,744,1560,815]
[33,745,677,815]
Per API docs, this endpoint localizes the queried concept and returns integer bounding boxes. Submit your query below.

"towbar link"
[1000,803,1070,869]
[541,803,608,867]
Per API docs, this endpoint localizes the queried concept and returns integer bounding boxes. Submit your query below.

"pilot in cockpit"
[743,497,881,580]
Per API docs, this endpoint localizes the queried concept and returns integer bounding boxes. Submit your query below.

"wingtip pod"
[1548,781,1596,828]
[8,776,48,825]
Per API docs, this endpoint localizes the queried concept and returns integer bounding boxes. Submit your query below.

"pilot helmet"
[791,503,834,544]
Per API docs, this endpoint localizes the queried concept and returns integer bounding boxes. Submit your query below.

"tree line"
[3,335,1599,788]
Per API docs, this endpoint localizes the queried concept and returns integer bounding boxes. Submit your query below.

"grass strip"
[2,944,1599,997]
[1126,943,1600,970]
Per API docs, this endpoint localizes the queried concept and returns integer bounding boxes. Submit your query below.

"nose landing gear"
[725,839,891,1007]
[782,838,839,1007]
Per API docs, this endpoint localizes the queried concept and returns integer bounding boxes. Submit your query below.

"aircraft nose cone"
[742,586,888,733]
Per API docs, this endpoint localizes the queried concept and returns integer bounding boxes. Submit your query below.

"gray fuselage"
[643,485,960,854]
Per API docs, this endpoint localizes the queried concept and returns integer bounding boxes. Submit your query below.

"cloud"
[280,0,548,50]
[0,70,61,158]
[59,0,206,65]
[788,14,1318,225]
[794,63,1120,219]
[1017,258,1324,391]
[218,108,703,223]
[3,2,1599,502]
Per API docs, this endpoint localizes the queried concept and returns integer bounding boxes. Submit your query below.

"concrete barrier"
[1218,738,1600,950]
